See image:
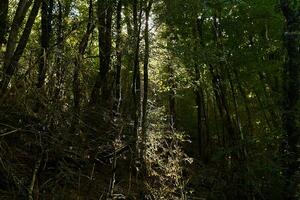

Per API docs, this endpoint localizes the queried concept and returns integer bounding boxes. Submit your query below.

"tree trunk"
[70,0,94,134]
[115,0,123,112]
[132,0,142,138]
[129,0,143,196]
[90,0,113,105]
[37,0,53,88]
[0,0,8,48]
[54,1,63,100]
[194,16,209,163]
[280,1,300,199]
[1,0,42,94]
[141,0,152,160]
[140,0,152,198]
[194,65,209,163]
[167,63,176,128]
[3,0,32,69]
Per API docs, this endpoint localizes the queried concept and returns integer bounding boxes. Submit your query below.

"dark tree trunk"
[167,63,176,128]
[70,0,94,134]
[3,0,32,68]
[54,1,63,100]
[280,1,300,199]
[1,0,42,94]
[232,68,253,132]
[90,0,113,105]
[210,14,245,161]
[0,0,8,48]
[1,0,33,94]
[37,0,53,88]
[141,0,152,159]
[211,10,249,199]
[115,0,123,112]
[194,16,209,163]
[128,0,143,196]
[132,0,142,138]
[164,5,176,129]
[194,65,209,163]
[140,1,152,198]
[209,65,237,148]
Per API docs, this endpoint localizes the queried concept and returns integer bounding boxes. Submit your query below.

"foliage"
[0,0,299,199]
[145,106,192,199]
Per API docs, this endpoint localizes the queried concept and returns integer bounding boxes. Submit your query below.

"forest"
[0,0,299,199]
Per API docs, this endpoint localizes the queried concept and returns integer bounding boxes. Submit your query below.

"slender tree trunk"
[140,0,152,198]
[3,0,32,68]
[280,1,300,199]
[37,0,53,88]
[211,9,250,199]
[129,0,143,196]
[209,65,237,148]
[108,148,117,198]
[1,0,42,94]
[164,29,177,128]
[54,1,63,100]
[194,65,209,163]
[120,2,134,115]
[0,0,8,48]
[167,63,176,128]
[1,0,32,93]
[132,0,142,137]
[232,68,253,132]
[194,16,209,162]
[103,1,113,101]
[211,13,246,161]
[141,0,152,160]
[90,0,113,105]
[33,0,53,112]
[115,0,123,112]
[70,0,94,134]
[227,69,244,141]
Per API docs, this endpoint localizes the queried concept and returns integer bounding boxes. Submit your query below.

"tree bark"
[167,63,176,128]
[129,0,143,196]
[141,0,152,159]
[132,0,142,138]
[194,16,209,162]
[37,0,53,88]
[1,0,42,94]
[70,0,94,134]
[90,0,113,105]
[115,0,123,112]
[280,1,300,199]
[3,0,32,69]
[54,1,63,100]
[140,1,152,197]
[194,65,209,163]
[0,0,8,48]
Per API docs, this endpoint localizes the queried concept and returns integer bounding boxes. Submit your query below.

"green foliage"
[0,0,299,199]
[145,106,192,199]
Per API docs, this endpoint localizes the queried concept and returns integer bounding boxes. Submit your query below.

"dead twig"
[0,128,21,137]
[28,154,43,200]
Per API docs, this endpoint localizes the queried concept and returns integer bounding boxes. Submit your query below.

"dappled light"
[0,0,299,199]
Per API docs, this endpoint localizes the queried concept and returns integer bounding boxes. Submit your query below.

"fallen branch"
[0,128,21,137]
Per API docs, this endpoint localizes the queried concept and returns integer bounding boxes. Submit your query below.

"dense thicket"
[0,0,299,199]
